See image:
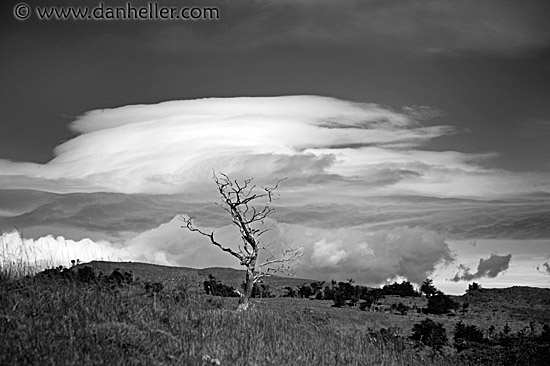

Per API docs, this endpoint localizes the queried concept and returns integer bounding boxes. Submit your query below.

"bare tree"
[181,172,301,310]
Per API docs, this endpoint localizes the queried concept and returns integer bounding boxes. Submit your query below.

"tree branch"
[180,216,246,264]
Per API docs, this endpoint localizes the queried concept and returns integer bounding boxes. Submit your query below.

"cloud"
[137,221,455,285]
[537,262,550,276]
[451,253,512,282]
[3,185,550,248]
[0,219,239,271]
[0,96,451,193]
[280,225,454,285]
[0,230,127,270]
[1,95,549,200]
[1,218,454,286]
[106,215,456,286]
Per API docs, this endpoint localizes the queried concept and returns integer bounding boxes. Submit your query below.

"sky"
[1,0,550,294]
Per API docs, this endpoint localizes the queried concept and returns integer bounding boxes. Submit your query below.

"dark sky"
[1,0,550,170]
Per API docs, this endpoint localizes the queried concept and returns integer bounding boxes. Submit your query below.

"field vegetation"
[1,261,550,365]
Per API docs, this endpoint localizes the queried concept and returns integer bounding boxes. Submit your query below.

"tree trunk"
[237,263,255,311]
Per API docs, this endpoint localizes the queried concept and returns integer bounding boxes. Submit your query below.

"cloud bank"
[1,218,454,287]
[451,253,512,282]
[0,230,125,270]
[284,225,454,284]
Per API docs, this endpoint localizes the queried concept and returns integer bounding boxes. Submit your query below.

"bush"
[410,319,448,350]
[249,282,274,298]
[392,302,409,315]
[36,265,134,289]
[203,275,239,297]
[453,321,485,352]
[104,268,134,286]
[467,282,481,293]
[425,291,459,315]
[282,286,296,298]
[382,281,419,297]
[297,284,313,298]
[144,281,164,294]
[332,291,347,308]
[359,299,373,311]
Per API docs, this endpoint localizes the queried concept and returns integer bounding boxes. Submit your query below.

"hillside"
[80,261,550,332]
[78,260,314,292]
[458,286,550,331]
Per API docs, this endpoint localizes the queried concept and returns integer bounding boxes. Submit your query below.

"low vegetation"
[1,262,549,365]
[1,264,451,366]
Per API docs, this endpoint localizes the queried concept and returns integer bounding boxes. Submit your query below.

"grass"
[2,261,549,365]
[0,266,461,366]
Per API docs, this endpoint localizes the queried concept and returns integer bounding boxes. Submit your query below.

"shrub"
[37,265,73,279]
[332,291,347,308]
[410,319,448,350]
[541,324,550,343]
[359,299,373,311]
[144,281,164,294]
[36,265,134,289]
[282,286,296,298]
[76,266,97,283]
[322,285,335,300]
[383,281,419,297]
[203,275,238,297]
[249,282,274,298]
[297,284,313,298]
[453,321,485,352]
[425,290,459,315]
[104,268,134,286]
[393,302,409,315]
[467,282,481,293]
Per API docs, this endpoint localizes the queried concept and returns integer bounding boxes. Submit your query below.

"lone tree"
[181,172,301,310]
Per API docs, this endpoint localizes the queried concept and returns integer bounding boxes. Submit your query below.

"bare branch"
[180,215,246,263]
[254,246,303,282]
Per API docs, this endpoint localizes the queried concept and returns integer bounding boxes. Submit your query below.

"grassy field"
[1,261,549,365]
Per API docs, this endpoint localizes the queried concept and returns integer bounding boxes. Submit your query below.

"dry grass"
[0,268,461,366]
[2,260,549,365]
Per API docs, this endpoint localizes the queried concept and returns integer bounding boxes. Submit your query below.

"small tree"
[420,278,438,298]
[181,172,301,310]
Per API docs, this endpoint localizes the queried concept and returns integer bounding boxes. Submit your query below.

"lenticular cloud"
[0,96,454,194]
[0,95,548,198]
